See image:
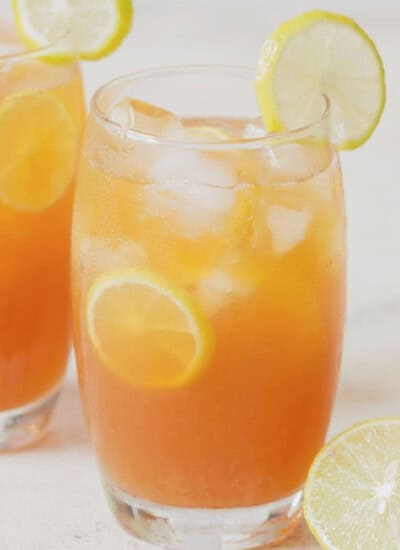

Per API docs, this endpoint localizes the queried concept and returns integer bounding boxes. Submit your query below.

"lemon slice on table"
[255,10,386,150]
[87,269,215,388]
[0,90,76,211]
[304,417,400,550]
[13,0,133,61]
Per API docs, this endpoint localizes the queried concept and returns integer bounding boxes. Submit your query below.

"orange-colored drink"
[72,68,345,546]
[0,32,85,447]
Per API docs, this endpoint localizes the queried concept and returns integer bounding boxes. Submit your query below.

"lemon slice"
[304,417,400,549]
[12,0,133,61]
[184,125,233,142]
[255,10,386,149]
[87,269,215,388]
[0,90,76,210]
[110,97,183,137]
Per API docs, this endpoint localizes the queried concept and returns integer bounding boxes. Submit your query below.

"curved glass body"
[72,66,346,548]
[0,26,85,449]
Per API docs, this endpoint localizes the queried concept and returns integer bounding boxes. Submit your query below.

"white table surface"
[1,1,400,548]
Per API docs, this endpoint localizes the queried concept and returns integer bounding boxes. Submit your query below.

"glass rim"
[0,27,73,62]
[92,64,331,151]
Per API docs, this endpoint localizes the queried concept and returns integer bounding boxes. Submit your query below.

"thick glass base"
[104,479,303,549]
[0,387,60,451]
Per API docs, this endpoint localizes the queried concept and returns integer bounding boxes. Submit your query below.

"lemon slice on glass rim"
[255,10,386,150]
[12,0,133,61]
[86,269,215,388]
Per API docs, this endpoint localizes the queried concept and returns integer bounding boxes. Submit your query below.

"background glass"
[0,26,85,450]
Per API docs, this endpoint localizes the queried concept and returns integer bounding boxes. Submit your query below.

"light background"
[1,1,400,549]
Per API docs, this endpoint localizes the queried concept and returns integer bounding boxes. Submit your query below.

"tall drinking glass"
[0,26,85,450]
[72,66,346,548]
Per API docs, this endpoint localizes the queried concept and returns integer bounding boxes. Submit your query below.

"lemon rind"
[86,268,215,389]
[255,9,386,150]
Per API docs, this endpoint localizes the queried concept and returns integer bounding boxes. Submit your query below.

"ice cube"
[260,142,332,184]
[109,98,184,139]
[308,153,340,203]
[77,236,147,275]
[243,119,266,139]
[150,149,237,188]
[195,268,255,315]
[145,180,236,239]
[108,97,135,132]
[145,150,239,238]
[267,206,312,254]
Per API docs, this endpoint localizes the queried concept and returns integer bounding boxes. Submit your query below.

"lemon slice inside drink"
[110,97,183,136]
[13,0,133,61]
[184,125,233,142]
[255,10,386,149]
[87,269,215,388]
[304,417,400,549]
[0,90,76,211]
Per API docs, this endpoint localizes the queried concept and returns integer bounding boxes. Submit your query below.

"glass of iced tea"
[0,25,85,450]
[72,66,346,548]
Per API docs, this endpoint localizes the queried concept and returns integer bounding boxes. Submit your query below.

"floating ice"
[261,142,332,184]
[267,205,312,254]
[109,97,135,132]
[150,149,237,189]
[77,236,147,275]
[243,121,266,139]
[109,97,184,139]
[196,268,255,315]
[145,150,238,238]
